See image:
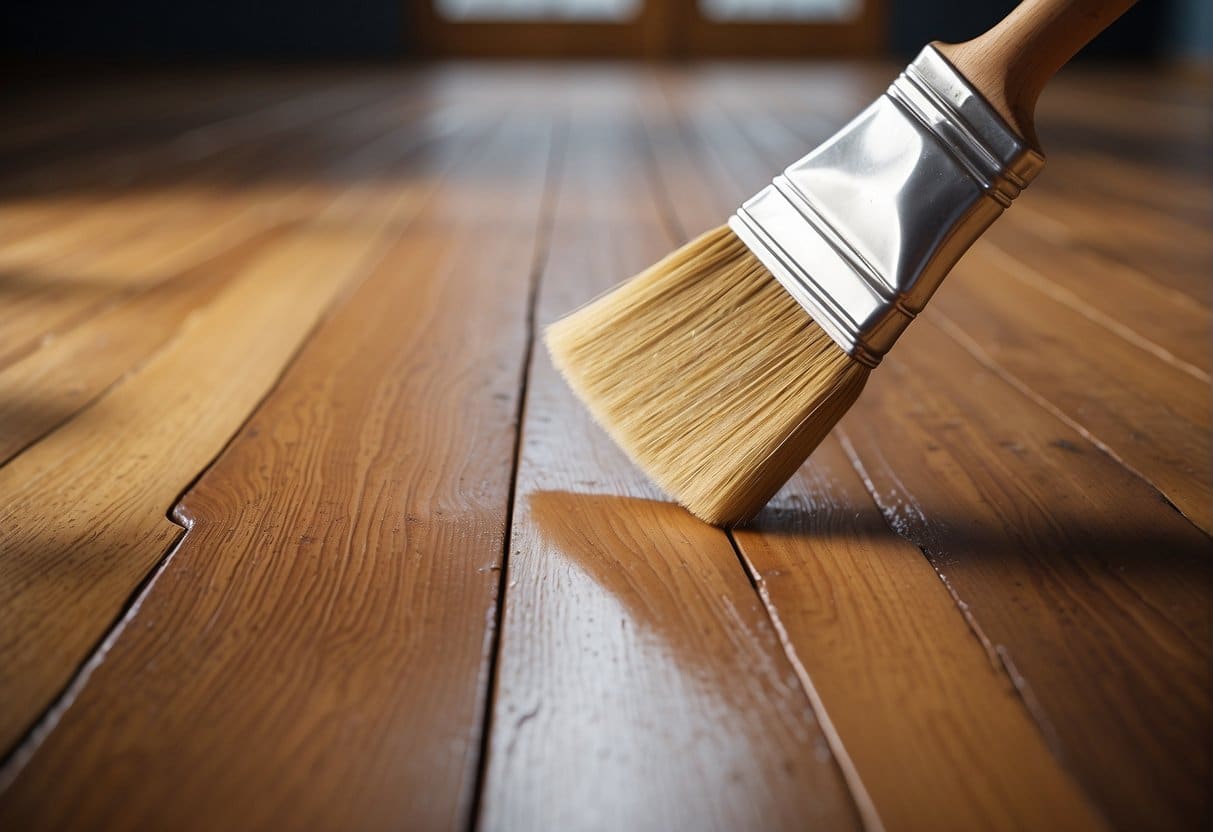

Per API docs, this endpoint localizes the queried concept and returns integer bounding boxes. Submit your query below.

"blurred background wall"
[2,0,1209,62]
[889,0,1210,60]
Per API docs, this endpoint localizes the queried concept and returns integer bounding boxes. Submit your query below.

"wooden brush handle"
[935,0,1138,149]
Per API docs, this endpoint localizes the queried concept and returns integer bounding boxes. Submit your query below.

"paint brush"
[546,0,1138,525]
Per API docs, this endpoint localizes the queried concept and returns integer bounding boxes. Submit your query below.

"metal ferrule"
[728,45,1045,367]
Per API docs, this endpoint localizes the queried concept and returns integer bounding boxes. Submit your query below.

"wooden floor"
[0,61,1209,831]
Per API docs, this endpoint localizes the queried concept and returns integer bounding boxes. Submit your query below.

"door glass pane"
[435,0,641,21]
[699,0,859,22]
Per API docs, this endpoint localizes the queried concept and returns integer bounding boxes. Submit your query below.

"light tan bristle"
[546,224,870,526]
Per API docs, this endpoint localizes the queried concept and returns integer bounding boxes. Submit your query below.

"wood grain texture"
[1012,188,1212,303]
[733,439,1108,832]
[982,215,1210,378]
[0,115,553,830]
[0,62,1208,831]
[0,78,360,239]
[0,228,274,465]
[0,93,428,372]
[0,109,465,759]
[1045,146,1212,228]
[0,108,452,464]
[0,76,392,197]
[839,320,1212,831]
[927,252,1212,534]
[647,76,1108,832]
[479,83,863,832]
[704,72,1212,828]
[0,229,381,755]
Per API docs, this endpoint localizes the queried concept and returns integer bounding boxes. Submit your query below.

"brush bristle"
[546,225,870,526]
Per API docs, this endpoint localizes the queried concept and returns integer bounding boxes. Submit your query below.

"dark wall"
[1163,0,1213,59]
[1,0,405,60]
[2,0,1208,62]
[889,0,1202,61]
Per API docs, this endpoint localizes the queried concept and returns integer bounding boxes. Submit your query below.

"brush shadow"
[736,471,1212,647]
[742,468,1208,578]
[746,493,1211,572]
[528,480,1210,640]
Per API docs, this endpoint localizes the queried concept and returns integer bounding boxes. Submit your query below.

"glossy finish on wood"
[700,72,1211,828]
[479,98,862,831]
[645,81,1108,832]
[736,440,1109,832]
[841,320,1211,831]
[0,62,1208,831]
[930,263,1211,534]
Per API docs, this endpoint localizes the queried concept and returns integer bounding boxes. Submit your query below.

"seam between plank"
[982,240,1209,383]
[644,77,880,832]
[929,311,1211,540]
[468,113,567,832]
[0,110,500,790]
[0,203,407,791]
[727,529,886,832]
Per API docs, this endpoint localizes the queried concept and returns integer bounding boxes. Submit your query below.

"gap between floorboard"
[0,110,505,789]
[468,115,567,832]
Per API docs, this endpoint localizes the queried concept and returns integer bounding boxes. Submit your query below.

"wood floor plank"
[733,440,1109,832]
[0,81,172,154]
[0,62,1206,831]
[0,90,417,269]
[1022,91,1211,227]
[670,66,1211,827]
[0,228,277,465]
[927,253,1212,534]
[838,320,1212,831]
[0,114,553,831]
[0,96,436,371]
[0,108,467,758]
[0,107,454,461]
[0,88,264,178]
[1044,149,1211,229]
[0,226,383,755]
[982,216,1210,377]
[0,78,401,256]
[0,203,282,369]
[1013,188,1212,303]
[0,78,371,191]
[1034,70,1211,137]
[479,79,864,832]
[0,69,365,156]
[649,73,1107,832]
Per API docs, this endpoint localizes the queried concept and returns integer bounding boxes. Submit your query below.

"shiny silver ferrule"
[729,45,1045,367]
